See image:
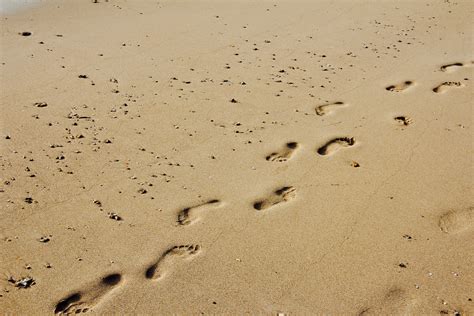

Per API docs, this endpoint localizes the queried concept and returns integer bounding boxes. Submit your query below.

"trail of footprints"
[431,61,471,93]
[54,246,202,314]
[385,79,467,94]
[384,61,471,94]
[52,61,471,313]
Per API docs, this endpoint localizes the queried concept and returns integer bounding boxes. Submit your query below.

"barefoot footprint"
[317,137,356,156]
[358,287,418,315]
[266,142,299,162]
[177,200,222,226]
[54,273,123,314]
[438,207,474,234]
[432,81,465,93]
[145,245,201,281]
[440,62,464,72]
[385,81,414,92]
[253,186,297,211]
[315,101,348,116]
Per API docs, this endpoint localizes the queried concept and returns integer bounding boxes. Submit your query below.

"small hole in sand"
[253,202,263,210]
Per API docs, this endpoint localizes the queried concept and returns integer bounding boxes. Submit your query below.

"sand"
[0,0,473,314]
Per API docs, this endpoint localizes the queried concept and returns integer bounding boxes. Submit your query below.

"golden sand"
[1,0,472,314]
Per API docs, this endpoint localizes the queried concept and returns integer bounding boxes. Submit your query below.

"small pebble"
[38,235,51,243]
[34,102,48,108]
[108,212,122,221]
[8,277,35,289]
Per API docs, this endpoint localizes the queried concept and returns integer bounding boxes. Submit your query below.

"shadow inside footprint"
[317,137,355,156]
[266,142,299,162]
[385,81,414,92]
[102,273,122,286]
[177,200,221,226]
[54,273,122,314]
[432,81,464,93]
[253,186,296,211]
[55,293,82,314]
[315,101,346,116]
[440,62,463,72]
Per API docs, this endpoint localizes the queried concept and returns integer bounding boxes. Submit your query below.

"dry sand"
[0,0,473,314]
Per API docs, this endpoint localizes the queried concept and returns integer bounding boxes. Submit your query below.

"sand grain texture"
[0,0,473,314]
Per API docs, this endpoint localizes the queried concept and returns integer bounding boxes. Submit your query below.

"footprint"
[394,116,412,126]
[177,200,222,226]
[315,101,348,116]
[432,81,465,93]
[145,245,201,281]
[440,62,464,72]
[438,207,474,234]
[317,137,355,156]
[359,287,417,315]
[253,186,296,211]
[266,142,299,162]
[385,80,414,92]
[54,273,122,314]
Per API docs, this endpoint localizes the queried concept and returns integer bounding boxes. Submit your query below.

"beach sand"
[0,0,473,314]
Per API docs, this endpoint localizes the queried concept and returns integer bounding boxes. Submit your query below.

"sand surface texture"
[1,0,473,314]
